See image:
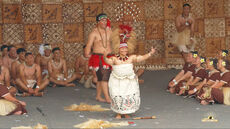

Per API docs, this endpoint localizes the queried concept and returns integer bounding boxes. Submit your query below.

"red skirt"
[88,53,113,71]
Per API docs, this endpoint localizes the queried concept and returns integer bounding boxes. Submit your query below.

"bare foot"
[105,99,111,104]
[22,92,32,97]
[34,92,44,97]
[115,114,121,119]
[124,114,131,119]
[138,79,144,84]
[96,97,106,102]
[200,100,209,105]
[66,83,76,87]
[14,111,22,115]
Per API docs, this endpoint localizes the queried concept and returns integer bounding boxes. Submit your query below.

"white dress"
[109,64,140,114]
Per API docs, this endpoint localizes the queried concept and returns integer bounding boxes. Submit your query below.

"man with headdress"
[103,24,155,119]
[172,3,196,53]
[15,52,49,97]
[35,44,53,79]
[85,13,112,103]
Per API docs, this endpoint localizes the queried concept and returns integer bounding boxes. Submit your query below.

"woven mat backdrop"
[0,0,229,69]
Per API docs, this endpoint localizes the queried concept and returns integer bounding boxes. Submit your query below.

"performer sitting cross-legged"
[48,47,80,87]
[167,51,196,94]
[11,48,26,88]
[15,52,49,97]
[195,58,221,105]
[35,44,53,79]
[0,57,17,96]
[178,56,207,96]
[210,59,230,105]
[103,24,156,119]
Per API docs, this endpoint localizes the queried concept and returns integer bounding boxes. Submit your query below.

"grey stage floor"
[1,70,230,129]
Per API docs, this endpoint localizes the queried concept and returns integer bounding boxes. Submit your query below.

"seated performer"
[178,56,207,96]
[1,45,8,57]
[11,48,26,86]
[3,45,18,71]
[15,52,49,97]
[104,24,156,119]
[172,3,196,53]
[0,85,27,116]
[217,50,228,60]
[48,47,80,87]
[210,59,230,105]
[196,58,221,105]
[75,45,93,88]
[168,51,196,94]
[35,44,52,79]
[0,57,17,96]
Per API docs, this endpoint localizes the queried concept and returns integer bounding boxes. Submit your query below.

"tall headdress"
[111,24,136,54]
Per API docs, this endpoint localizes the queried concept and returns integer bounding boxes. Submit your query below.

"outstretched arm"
[133,47,155,63]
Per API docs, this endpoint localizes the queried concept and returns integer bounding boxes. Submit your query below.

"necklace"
[116,54,129,61]
[97,27,107,49]
[43,54,52,59]
[52,59,61,68]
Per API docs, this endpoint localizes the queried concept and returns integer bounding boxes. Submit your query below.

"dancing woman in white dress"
[103,24,155,119]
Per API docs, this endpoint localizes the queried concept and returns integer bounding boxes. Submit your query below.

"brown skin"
[3,92,26,115]
[104,46,155,119]
[175,6,195,43]
[16,54,49,97]
[85,18,112,103]
[0,57,17,96]
[35,49,52,79]
[11,51,26,82]
[48,50,79,87]
[3,47,18,71]
[2,47,8,57]
[168,53,195,93]
[75,54,88,81]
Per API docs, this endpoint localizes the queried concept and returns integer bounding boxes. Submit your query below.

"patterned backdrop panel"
[0,0,229,68]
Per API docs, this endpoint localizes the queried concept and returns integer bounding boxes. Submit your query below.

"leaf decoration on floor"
[64,103,110,112]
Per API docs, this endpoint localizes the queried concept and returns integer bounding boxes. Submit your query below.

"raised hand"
[150,47,156,55]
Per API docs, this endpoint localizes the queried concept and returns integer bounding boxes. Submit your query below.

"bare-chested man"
[11,48,26,86]
[1,45,8,57]
[0,57,17,96]
[48,47,80,87]
[16,52,49,97]
[36,44,52,79]
[172,3,195,53]
[3,45,18,71]
[76,45,97,88]
[85,13,112,103]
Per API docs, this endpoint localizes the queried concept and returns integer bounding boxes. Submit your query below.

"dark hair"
[25,52,33,57]
[44,43,50,46]
[83,45,86,49]
[52,47,60,53]
[191,51,198,58]
[1,45,8,52]
[96,13,107,22]
[8,45,15,51]
[17,48,26,54]
[210,58,218,69]
[183,3,191,8]
[222,59,230,70]
[222,50,228,55]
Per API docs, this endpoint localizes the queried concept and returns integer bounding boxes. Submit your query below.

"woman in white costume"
[103,24,155,119]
